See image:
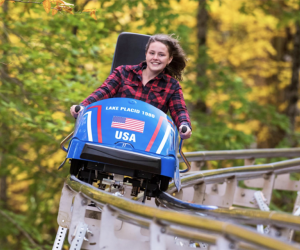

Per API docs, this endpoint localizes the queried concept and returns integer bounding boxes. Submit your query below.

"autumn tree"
[1,0,299,248]
[0,1,181,248]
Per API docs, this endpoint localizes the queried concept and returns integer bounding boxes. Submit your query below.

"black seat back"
[110,32,150,74]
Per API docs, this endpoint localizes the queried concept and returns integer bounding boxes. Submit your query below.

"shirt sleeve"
[80,66,123,106]
[168,83,192,131]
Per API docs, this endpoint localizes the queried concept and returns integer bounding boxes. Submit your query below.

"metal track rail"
[153,156,300,243]
[177,147,300,162]
[63,175,299,250]
[157,191,300,230]
[168,157,300,192]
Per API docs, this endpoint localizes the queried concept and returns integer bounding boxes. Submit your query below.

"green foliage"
[1,0,299,248]
[0,0,180,248]
[186,57,290,151]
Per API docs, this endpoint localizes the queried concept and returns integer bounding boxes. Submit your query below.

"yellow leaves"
[257,125,270,142]
[227,120,261,135]
[170,0,197,27]
[36,68,44,74]
[208,0,280,68]
[118,10,131,25]
[62,5,74,15]
[251,86,269,102]
[82,9,94,12]
[279,102,288,112]
[230,101,242,109]
[37,2,98,20]
[50,0,65,4]
[42,0,75,15]
[51,111,65,120]
[52,7,58,16]
[43,0,51,14]
[0,0,5,7]
[235,124,253,135]
[84,63,94,71]
[82,8,97,20]
[51,0,62,16]
[90,11,97,20]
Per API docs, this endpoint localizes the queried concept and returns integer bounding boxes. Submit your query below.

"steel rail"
[115,212,257,250]
[96,203,257,250]
[177,147,300,162]
[165,226,258,250]
[168,158,300,193]
[157,158,300,230]
[157,191,300,231]
[66,175,299,250]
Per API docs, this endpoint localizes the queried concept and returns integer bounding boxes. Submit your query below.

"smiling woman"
[142,41,173,85]
[144,34,187,82]
[70,34,192,139]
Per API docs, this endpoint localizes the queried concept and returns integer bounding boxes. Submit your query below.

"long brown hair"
[145,34,187,81]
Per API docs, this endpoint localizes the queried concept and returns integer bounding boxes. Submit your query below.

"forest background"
[1,0,300,249]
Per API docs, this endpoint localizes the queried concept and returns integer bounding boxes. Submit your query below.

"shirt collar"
[133,62,167,80]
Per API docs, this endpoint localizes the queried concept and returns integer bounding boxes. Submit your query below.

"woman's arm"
[168,84,192,139]
[69,66,123,118]
[80,66,123,106]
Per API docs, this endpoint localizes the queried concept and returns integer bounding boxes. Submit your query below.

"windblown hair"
[145,34,187,81]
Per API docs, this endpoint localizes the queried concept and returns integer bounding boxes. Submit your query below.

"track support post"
[281,191,300,241]
[69,223,88,250]
[98,205,119,249]
[68,193,90,247]
[57,183,76,228]
[216,236,237,250]
[52,226,68,250]
[254,191,270,233]
[150,221,167,250]
[192,183,206,204]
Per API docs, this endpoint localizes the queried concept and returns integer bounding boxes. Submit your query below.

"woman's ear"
[168,56,173,65]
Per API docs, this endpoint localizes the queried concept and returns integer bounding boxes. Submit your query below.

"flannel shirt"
[81,62,192,130]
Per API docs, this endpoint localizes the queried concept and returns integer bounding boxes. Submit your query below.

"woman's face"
[145,41,173,75]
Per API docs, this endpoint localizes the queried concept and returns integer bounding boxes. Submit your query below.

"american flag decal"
[111,116,145,133]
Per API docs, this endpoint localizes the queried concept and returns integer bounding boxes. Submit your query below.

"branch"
[0,93,9,102]
[81,0,90,9]
[0,209,43,249]
[0,67,29,98]
[10,0,43,3]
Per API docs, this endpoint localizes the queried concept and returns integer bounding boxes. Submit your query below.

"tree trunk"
[0,0,9,210]
[191,0,209,113]
[257,24,298,148]
[0,176,7,209]
[285,20,300,146]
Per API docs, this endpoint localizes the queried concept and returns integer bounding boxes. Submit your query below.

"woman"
[70,34,192,139]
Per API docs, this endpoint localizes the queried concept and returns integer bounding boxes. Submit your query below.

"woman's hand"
[70,105,83,118]
[179,124,192,139]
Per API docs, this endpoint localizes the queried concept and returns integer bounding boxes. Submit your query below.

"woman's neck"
[142,68,161,86]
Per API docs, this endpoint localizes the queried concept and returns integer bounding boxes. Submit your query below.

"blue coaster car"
[65,97,179,197]
[60,32,190,198]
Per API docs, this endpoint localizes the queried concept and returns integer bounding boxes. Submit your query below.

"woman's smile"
[145,41,173,74]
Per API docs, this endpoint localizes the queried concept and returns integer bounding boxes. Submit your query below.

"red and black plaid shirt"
[81,62,191,130]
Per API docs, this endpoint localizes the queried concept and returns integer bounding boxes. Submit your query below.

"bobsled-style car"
[59,32,190,200]
[65,97,181,197]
